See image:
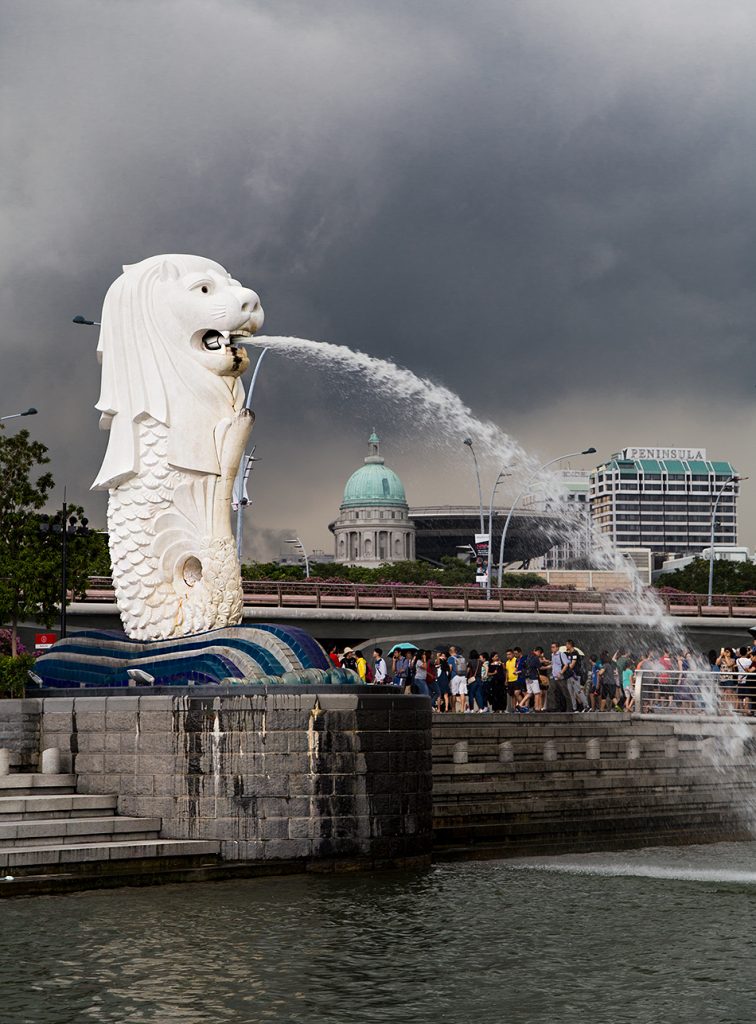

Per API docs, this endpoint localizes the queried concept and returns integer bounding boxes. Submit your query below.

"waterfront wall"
[4,695,755,867]
[0,700,40,771]
[24,690,433,868]
[433,715,756,856]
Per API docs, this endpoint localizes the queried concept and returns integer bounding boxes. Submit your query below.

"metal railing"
[633,669,755,716]
[80,578,756,618]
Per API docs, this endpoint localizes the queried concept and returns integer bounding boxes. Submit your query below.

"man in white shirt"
[372,648,388,685]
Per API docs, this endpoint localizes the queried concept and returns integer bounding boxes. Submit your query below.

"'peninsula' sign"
[619,446,707,462]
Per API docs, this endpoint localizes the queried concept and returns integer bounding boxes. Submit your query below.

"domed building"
[331,432,415,566]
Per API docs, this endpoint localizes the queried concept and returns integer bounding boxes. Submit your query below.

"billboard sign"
[618,446,707,462]
[474,532,489,559]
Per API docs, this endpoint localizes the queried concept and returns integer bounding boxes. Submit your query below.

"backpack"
[453,655,467,678]
[365,663,374,683]
[574,653,589,684]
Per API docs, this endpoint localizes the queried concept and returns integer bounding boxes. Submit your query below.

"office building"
[590,446,739,567]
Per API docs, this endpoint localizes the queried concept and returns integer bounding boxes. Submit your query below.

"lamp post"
[234,447,258,562]
[285,537,310,578]
[463,438,485,534]
[495,447,597,589]
[1,408,37,421]
[484,468,512,599]
[39,501,90,639]
[232,346,269,561]
[707,474,746,605]
[72,316,100,326]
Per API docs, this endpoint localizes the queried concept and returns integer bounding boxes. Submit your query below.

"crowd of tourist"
[328,641,756,715]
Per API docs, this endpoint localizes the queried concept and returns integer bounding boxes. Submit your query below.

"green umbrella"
[388,643,419,655]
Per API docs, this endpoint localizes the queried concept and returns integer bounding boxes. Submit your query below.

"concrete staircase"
[0,772,221,897]
[432,715,756,858]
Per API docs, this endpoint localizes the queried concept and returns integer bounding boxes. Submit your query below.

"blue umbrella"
[388,642,419,655]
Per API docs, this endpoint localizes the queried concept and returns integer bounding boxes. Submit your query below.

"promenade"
[55,580,756,653]
[78,578,756,619]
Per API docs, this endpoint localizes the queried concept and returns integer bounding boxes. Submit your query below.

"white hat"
[342,647,354,654]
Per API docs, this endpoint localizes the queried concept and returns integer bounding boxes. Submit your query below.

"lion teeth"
[202,330,223,351]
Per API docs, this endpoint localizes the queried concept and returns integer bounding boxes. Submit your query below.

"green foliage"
[0,654,35,699]
[82,531,113,576]
[654,557,756,595]
[242,561,310,581]
[0,429,104,653]
[503,572,552,589]
[241,558,546,589]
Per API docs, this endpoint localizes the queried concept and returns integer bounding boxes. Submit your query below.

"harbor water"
[3,841,755,1023]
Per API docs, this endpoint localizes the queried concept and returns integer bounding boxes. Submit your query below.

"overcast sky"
[2,0,755,557]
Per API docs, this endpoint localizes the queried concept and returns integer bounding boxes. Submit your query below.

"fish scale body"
[107,417,244,641]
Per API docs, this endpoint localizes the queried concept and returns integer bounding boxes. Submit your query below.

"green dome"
[342,464,407,508]
[341,432,408,508]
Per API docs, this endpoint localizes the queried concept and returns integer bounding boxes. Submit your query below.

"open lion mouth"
[201,328,255,352]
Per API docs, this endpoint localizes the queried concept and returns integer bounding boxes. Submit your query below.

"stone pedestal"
[36,688,433,869]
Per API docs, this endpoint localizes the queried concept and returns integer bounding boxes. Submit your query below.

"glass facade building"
[590,450,738,562]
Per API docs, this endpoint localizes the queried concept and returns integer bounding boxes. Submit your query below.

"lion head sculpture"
[92,254,264,490]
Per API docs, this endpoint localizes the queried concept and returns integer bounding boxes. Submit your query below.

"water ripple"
[3,845,755,1024]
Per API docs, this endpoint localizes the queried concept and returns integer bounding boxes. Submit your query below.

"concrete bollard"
[0,749,10,776]
[586,738,600,760]
[664,738,679,759]
[498,741,514,763]
[543,740,557,762]
[626,739,641,760]
[452,741,469,765]
[40,748,61,775]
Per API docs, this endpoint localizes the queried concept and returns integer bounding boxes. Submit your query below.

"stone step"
[0,793,117,821]
[0,774,77,797]
[0,838,221,872]
[434,806,743,846]
[0,816,162,849]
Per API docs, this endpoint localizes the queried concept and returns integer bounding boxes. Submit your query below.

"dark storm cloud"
[1,0,755,549]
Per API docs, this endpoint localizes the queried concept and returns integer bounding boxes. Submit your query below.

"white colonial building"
[331,432,415,566]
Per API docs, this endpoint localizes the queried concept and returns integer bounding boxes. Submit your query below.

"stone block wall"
[37,689,433,867]
[433,714,756,856]
[0,698,41,770]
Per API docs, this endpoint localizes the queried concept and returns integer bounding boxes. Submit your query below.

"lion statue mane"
[92,254,263,641]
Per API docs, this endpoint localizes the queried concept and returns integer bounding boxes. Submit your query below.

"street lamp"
[494,447,597,590]
[484,468,513,598]
[234,447,259,562]
[39,502,90,639]
[707,474,746,605]
[463,438,485,534]
[72,315,100,326]
[1,408,38,421]
[233,346,270,561]
[285,537,310,578]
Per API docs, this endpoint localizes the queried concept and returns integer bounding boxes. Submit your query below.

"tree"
[0,429,102,655]
[240,556,546,588]
[654,557,756,595]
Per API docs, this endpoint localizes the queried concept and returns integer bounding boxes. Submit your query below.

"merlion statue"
[92,254,263,641]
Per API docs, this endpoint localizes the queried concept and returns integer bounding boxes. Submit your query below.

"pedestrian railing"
[80,577,756,618]
[633,669,754,716]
